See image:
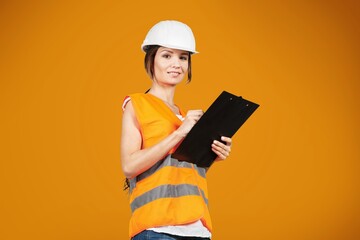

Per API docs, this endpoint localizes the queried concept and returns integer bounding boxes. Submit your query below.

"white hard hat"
[141,20,198,54]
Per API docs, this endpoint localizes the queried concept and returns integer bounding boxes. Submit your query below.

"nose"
[172,57,181,68]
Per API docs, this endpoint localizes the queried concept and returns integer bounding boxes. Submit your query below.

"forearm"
[121,129,185,179]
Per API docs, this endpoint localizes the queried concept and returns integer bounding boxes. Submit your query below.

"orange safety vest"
[125,93,212,238]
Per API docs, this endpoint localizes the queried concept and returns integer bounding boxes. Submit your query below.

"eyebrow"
[160,49,188,55]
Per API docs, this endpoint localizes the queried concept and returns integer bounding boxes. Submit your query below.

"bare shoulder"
[122,99,140,131]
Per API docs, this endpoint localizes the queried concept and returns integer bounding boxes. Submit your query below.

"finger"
[212,147,228,160]
[187,109,203,115]
[212,143,230,158]
[190,113,204,122]
[221,136,232,146]
[187,110,203,118]
[191,115,202,122]
[213,140,231,152]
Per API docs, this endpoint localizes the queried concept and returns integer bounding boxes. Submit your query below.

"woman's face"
[153,47,189,86]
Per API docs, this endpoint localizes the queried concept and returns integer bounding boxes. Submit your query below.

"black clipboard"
[172,91,259,168]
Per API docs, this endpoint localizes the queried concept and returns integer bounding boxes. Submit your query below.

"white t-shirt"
[148,220,211,238]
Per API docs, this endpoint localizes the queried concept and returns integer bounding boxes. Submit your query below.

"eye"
[180,56,188,61]
[162,54,171,59]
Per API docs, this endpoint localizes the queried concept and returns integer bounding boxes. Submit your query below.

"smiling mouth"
[168,71,181,76]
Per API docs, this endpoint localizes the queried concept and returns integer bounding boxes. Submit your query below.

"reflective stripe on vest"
[131,184,209,212]
[129,155,208,212]
[129,155,206,194]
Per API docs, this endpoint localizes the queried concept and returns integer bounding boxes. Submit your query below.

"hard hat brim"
[141,43,199,54]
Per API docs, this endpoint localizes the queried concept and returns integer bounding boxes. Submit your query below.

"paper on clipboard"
[172,91,259,168]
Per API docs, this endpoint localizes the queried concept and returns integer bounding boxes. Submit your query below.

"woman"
[121,20,232,240]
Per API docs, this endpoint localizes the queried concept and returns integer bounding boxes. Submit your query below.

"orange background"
[1,1,359,239]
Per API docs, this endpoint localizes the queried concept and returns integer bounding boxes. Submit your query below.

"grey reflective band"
[136,155,206,182]
[129,178,136,192]
[131,184,207,212]
[200,189,209,206]
[129,155,206,194]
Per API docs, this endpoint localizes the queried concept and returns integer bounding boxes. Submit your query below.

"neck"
[148,84,176,105]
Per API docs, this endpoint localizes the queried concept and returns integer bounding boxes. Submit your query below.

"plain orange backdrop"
[0,1,359,239]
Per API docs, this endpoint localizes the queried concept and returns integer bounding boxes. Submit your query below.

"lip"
[167,71,182,77]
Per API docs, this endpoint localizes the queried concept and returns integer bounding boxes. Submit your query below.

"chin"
[165,77,184,84]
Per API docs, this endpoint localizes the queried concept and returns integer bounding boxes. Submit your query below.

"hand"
[176,110,203,137]
[212,136,232,161]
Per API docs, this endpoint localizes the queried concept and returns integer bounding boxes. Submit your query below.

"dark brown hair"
[144,45,192,82]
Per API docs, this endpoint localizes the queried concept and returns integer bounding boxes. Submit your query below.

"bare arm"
[120,101,203,179]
